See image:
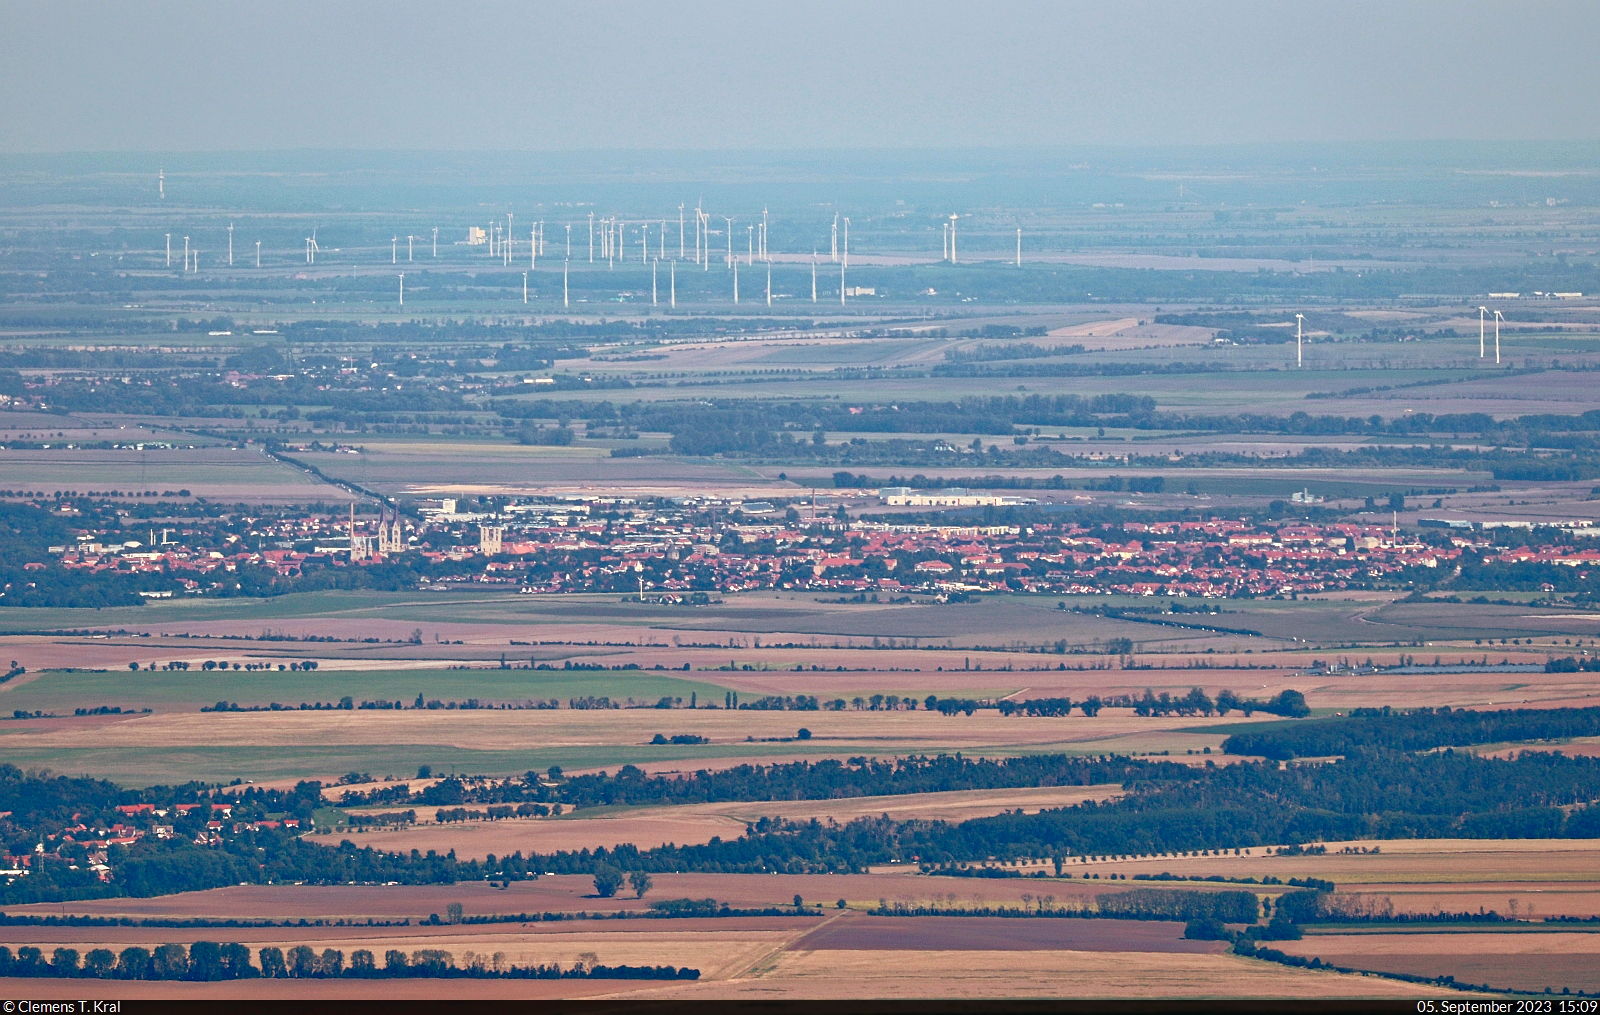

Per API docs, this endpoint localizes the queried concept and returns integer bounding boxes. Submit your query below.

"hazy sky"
[4,0,1597,152]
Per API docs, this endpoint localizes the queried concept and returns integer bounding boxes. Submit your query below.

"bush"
[1183,918,1230,940]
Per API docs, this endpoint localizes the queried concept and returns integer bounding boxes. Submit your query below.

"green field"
[0,740,849,787]
[0,666,733,712]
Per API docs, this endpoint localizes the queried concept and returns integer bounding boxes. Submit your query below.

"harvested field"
[624,948,1463,999]
[0,979,626,1000]
[1332,882,1600,920]
[1070,838,1600,887]
[313,785,1122,858]
[2,873,1115,924]
[791,915,1225,953]
[1281,931,1600,994]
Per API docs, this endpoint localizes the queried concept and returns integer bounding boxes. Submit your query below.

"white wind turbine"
[392,237,397,264]
[1296,313,1305,368]
[1494,310,1504,364]
[1479,306,1488,358]
[227,223,234,266]
[408,235,414,262]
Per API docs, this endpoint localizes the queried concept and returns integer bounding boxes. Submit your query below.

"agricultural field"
[311,784,1125,858]
[2,144,1600,1000]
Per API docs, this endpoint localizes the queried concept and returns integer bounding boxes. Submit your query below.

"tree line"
[1221,704,1600,760]
[0,942,695,981]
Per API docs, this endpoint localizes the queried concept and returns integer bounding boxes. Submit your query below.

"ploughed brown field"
[315,785,1122,858]
[1282,932,1600,995]
[790,915,1226,953]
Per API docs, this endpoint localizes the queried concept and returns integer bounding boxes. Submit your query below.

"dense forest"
[1221,705,1600,760]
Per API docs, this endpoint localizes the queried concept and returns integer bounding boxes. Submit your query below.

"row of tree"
[0,942,695,980]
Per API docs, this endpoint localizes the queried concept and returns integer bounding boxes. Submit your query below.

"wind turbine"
[392,237,397,264]
[723,217,734,268]
[565,223,571,259]
[165,234,171,268]
[398,273,404,307]
[158,167,164,200]
[183,235,190,271]
[255,240,261,268]
[747,224,753,266]
[523,272,528,304]
[408,235,414,262]
[1494,310,1504,364]
[432,227,438,258]
[227,223,234,266]
[1295,313,1305,368]
[531,227,537,269]
[1016,227,1021,267]
[588,212,595,263]
[831,214,838,262]
[659,220,666,260]
[948,214,957,264]
[811,253,817,303]
[942,221,949,261]
[1479,306,1488,358]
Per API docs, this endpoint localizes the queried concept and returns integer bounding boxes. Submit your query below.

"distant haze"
[2,0,1597,153]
